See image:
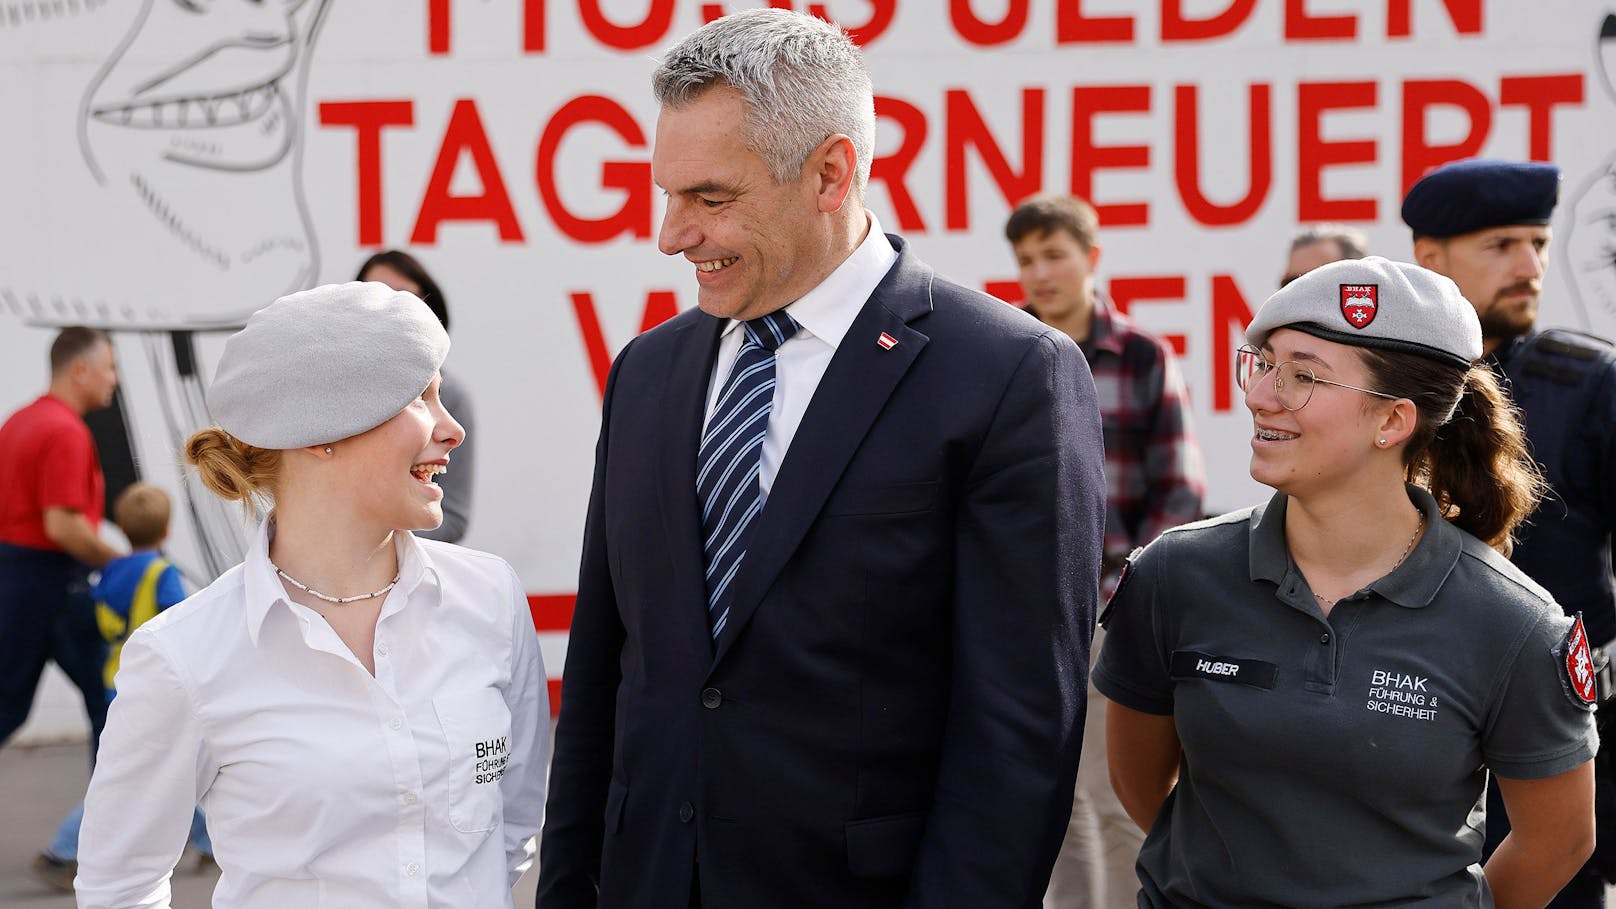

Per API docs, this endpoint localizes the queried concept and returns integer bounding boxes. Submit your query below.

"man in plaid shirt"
[1006,195,1204,909]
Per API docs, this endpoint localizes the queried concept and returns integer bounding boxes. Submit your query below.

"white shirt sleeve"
[76,629,212,909]
[497,562,550,886]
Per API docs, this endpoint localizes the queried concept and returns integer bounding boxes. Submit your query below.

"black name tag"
[1170,650,1278,689]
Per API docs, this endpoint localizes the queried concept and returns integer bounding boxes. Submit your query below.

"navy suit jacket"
[537,236,1105,909]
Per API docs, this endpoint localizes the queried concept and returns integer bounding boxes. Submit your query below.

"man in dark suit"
[536,10,1105,908]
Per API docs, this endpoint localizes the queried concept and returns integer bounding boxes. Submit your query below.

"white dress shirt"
[703,212,898,498]
[75,521,549,909]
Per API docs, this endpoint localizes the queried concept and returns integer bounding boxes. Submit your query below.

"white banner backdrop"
[3,0,1614,723]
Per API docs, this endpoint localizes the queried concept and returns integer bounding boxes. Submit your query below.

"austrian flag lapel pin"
[877,331,898,350]
[1340,284,1378,329]
[1559,614,1599,709]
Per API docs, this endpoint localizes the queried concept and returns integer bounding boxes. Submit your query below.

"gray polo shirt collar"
[1249,485,1462,609]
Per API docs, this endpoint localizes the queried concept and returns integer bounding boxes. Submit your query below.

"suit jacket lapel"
[711,240,934,668]
[655,312,726,664]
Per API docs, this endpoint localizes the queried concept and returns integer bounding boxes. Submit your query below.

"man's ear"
[809,133,857,214]
[1412,236,1444,272]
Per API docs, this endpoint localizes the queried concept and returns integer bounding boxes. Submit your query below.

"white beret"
[207,282,450,449]
[1246,256,1481,368]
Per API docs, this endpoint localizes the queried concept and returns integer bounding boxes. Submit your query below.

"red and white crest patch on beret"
[1340,284,1379,329]
[1562,615,1598,707]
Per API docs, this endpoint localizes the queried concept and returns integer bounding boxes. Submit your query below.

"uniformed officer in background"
[1407,157,1616,909]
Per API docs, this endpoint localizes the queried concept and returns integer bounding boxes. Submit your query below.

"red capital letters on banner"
[871,96,930,232]
[1285,0,1355,40]
[580,0,676,50]
[700,2,893,45]
[945,89,1045,231]
[1072,86,1152,226]
[1174,83,1272,226]
[428,0,450,54]
[1297,81,1377,222]
[1386,0,1481,38]
[572,290,680,398]
[1212,275,1255,413]
[1163,0,1257,41]
[950,0,1028,46]
[1400,79,1490,195]
[1500,75,1584,163]
[807,1,896,45]
[536,96,652,244]
[411,99,524,244]
[1058,0,1134,43]
[1111,277,1188,356]
[430,0,548,53]
[318,100,415,247]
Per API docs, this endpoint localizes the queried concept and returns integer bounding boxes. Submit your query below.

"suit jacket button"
[701,687,723,709]
[679,801,695,824]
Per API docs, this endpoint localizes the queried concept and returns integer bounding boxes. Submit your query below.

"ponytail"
[1359,351,1544,554]
[184,427,282,514]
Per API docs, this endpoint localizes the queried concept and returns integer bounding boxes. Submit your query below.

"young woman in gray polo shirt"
[1097,257,1597,909]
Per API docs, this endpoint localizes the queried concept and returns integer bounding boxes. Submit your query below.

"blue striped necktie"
[697,309,800,640]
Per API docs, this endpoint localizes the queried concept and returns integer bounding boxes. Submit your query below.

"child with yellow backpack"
[32,483,211,891]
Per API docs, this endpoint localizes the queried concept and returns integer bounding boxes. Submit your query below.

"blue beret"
[1401,159,1559,238]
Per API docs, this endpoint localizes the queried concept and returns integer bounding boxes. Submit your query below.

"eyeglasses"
[1235,345,1400,412]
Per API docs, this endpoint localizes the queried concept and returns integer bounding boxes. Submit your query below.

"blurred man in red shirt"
[0,327,122,756]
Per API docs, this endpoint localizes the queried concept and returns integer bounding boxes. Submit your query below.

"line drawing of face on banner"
[0,0,330,329]
[1564,13,1616,331]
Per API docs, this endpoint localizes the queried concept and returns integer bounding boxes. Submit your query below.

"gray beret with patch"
[207,282,450,449]
[1245,256,1481,368]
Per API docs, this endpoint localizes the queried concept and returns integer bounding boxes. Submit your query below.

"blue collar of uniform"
[1248,485,1462,609]
[244,516,444,645]
[1485,332,1533,371]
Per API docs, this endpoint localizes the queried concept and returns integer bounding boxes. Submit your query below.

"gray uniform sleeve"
[1483,611,1600,780]
[1093,545,1175,716]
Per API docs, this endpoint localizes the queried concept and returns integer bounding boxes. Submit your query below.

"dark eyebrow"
[1289,350,1336,371]
[1262,342,1335,371]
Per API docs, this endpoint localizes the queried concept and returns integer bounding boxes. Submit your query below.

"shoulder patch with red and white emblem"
[1557,614,1599,710]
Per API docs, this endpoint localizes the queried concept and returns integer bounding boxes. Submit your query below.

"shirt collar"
[1083,293,1126,357]
[718,211,897,351]
[1486,332,1532,371]
[1248,485,1461,610]
[243,517,444,645]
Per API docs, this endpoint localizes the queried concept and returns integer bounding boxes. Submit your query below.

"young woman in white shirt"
[75,282,549,909]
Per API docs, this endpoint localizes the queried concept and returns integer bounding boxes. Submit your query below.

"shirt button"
[679,801,695,823]
[1319,633,1331,644]
[700,688,723,709]
[402,791,418,806]
[378,643,390,656]
[390,716,403,730]
[405,862,420,877]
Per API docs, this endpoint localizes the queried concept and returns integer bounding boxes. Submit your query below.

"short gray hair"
[653,9,875,194]
[1289,223,1370,259]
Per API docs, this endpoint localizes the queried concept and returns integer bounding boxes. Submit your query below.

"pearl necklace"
[1311,511,1426,607]
[272,561,400,605]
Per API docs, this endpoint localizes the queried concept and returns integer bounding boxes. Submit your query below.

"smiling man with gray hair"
[537,9,1105,909]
